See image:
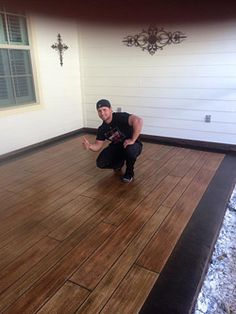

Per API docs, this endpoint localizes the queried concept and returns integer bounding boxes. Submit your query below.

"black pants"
[96,141,143,176]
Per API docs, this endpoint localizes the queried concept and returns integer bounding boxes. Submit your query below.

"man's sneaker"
[122,173,133,183]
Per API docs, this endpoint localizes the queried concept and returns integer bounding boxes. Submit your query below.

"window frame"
[0,7,38,109]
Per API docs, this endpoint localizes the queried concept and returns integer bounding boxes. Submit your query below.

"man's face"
[97,107,112,123]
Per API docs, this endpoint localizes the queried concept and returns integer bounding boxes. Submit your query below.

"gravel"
[194,184,236,314]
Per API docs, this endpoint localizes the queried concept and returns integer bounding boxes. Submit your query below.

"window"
[0,6,36,108]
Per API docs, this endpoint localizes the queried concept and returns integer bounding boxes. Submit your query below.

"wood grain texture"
[37,281,89,314]
[137,153,224,272]
[0,135,224,313]
[75,206,171,314]
[100,265,158,314]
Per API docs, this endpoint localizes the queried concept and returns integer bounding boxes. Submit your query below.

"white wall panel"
[86,110,236,129]
[84,76,236,89]
[143,125,236,143]
[0,15,83,155]
[79,21,236,145]
[84,86,236,101]
[83,65,236,78]
[80,40,236,57]
[81,54,236,67]
[84,97,236,114]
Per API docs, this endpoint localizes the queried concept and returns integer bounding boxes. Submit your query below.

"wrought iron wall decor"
[123,25,187,55]
[51,33,69,66]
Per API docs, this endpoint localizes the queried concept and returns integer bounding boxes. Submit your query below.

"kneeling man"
[83,99,143,183]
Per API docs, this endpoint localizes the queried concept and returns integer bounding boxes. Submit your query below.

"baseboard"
[82,127,97,135]
[0,128,85,164]
[84,128,236,153]
[1,127,235,164]
[140,134,236,153]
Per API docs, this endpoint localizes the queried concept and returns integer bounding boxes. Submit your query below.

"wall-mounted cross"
[51,33,69,66]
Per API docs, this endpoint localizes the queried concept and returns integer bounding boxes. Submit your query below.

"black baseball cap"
[96,99,111,110]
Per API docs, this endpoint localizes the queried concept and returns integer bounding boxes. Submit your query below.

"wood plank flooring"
[0,134,225,313]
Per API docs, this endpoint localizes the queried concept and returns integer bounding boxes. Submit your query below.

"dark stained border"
[140,153,236,314]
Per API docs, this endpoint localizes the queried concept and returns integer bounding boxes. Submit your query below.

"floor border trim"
[140,153,236,314]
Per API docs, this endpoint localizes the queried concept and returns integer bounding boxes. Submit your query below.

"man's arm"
[82,137,104,152]
[124,114,143,148]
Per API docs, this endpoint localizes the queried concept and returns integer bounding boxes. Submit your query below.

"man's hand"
[123,138,135,148]
[82,137,91,150]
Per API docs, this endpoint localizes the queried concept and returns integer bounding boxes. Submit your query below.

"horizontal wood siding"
[79,22,236,145]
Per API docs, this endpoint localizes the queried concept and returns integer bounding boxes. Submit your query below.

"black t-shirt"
[96,112,133,144]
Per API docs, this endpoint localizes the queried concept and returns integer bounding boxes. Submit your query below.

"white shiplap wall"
[79,21,236,145]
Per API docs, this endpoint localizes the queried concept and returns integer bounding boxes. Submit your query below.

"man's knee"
[125,143,142,159]
[125,147,135,159]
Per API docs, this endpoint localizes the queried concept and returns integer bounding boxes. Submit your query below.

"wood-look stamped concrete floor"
[0,134,235,313]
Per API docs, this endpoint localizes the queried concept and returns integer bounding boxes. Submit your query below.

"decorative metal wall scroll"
[51,33,69,66]
[123,25,186,55]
